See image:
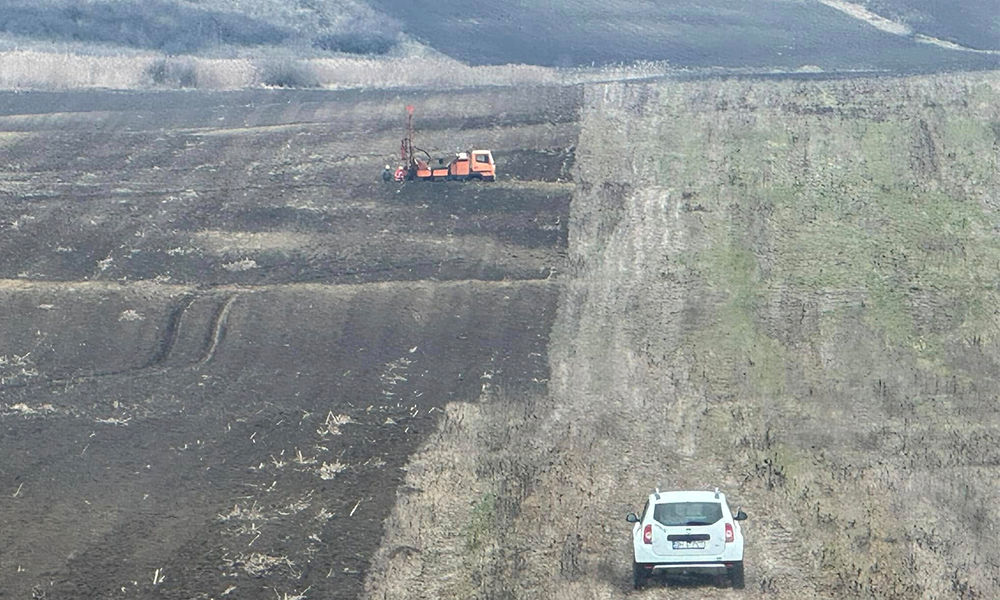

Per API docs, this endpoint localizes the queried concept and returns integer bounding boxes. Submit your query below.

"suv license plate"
[672,541,706,550]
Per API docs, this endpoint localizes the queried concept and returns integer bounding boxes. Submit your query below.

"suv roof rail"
[714,487,720,499]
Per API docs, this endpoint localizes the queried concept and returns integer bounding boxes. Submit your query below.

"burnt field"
[369,0,1000,72]
[0,86,579,599]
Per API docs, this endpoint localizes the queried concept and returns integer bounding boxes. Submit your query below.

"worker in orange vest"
[394,165,406,182]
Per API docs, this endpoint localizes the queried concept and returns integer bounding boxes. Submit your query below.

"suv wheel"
[728,561,745,589]
[632,562,646,590]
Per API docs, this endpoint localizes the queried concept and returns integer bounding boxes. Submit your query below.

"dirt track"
[0,86,579,599]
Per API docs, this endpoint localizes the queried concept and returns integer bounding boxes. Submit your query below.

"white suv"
[626,488,747,589]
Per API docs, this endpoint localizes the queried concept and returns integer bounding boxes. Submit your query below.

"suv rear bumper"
[637,561,738,575]
[633,538,744,565]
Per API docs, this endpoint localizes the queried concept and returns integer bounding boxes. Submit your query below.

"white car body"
[629,489,745,584]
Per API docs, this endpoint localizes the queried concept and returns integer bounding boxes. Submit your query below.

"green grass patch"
[689,237,789,397]
[465,492,497,552]
[658,98,1000,391]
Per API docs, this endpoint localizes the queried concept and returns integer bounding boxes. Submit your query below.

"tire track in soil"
[196,293,239,367]
[142,291,198,370]
[0,291,239,390]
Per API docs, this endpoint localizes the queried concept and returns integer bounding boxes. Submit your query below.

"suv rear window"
[653,502,723,527]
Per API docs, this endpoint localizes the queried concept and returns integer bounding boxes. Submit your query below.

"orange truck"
[399,106,496,182]
[411,150,496,182]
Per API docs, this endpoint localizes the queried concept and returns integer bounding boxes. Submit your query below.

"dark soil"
[368,0,999,71]
[870,0,1000,51]
[0,85,581,599]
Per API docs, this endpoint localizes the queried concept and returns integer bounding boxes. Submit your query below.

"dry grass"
[0,50,162,90]
[366,71,1000,600]
[292,448,318,466]
[274,588,311,600]
[315,412,351,437]
[224,552,300,578]
[221,258,259,272]
[218,500,269,523]
[819,0,913,36]
[316,461,346,480]
[0,353,39,387]
[366,388,547,600]
[5,402,55,416]
[0,49,674,91]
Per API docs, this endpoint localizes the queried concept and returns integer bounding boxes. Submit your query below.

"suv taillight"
[725,523,734,544]
[643,524,652,545]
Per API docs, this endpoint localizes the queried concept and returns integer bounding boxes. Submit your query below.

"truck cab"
[448,150,495,181]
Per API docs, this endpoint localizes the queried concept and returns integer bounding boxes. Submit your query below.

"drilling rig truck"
[397,105,496,182]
